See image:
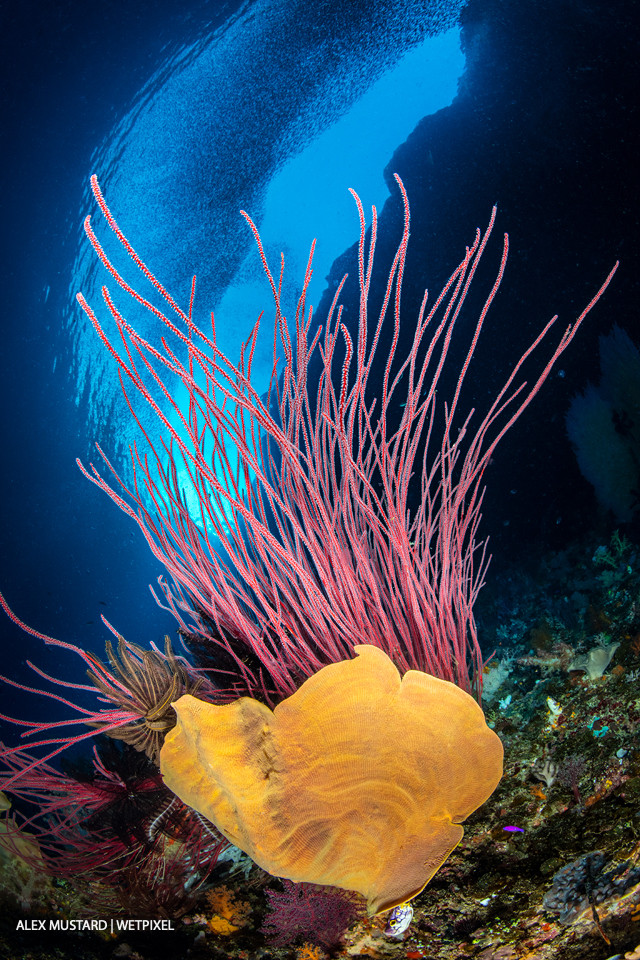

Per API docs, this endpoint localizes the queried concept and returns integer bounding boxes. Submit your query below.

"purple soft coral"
[261,880,364,948]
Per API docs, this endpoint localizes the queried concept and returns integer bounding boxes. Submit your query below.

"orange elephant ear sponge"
[160,644,503,914]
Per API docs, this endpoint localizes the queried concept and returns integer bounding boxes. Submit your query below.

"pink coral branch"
[0,173,617,817]
[67,173,616,697]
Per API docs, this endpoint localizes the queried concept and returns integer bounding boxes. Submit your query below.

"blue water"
[0,0,464,716]
[69,21,463,453]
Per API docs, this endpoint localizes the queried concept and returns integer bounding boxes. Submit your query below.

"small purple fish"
[385,901,414,938]
[503,825,524,833]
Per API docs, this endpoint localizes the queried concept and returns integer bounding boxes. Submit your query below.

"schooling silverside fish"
[385,901,414,938]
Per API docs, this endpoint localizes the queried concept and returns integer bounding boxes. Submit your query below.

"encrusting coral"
[160,644,503,914]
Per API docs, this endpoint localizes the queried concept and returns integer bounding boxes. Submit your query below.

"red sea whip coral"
[0,175,616,776]
[0,175,617,910]
[72,174,615,699]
